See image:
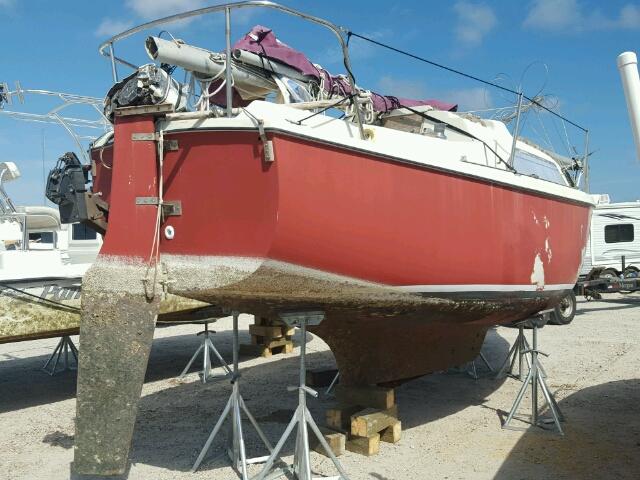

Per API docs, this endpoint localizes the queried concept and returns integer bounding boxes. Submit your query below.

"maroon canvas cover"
[214,25,457,113]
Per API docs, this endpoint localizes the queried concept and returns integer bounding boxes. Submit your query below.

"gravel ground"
[1,295,639,480]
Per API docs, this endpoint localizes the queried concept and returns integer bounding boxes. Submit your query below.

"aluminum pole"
[108,43,118,82]
[617,52,640,162]
[225,8,233,118]
[508,92,524,166]
[583,129,590,192]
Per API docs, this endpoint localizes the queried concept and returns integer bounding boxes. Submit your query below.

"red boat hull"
[89,121,590,382]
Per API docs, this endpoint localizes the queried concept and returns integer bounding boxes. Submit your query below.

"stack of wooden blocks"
[239,316,294,357]
[306,378,401,458]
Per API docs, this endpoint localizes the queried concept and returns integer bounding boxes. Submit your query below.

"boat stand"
[179,321,232,383]
[254,311,349,480]
[325,371,340,395]
[192,312,272,478]
[496,322,546,381]
[502,319,564,434]
[42,335,78,375]
[467,352,493,380]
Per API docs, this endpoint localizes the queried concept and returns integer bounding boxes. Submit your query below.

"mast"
[617,51,640,162]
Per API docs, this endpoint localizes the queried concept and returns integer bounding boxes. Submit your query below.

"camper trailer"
[580,194,640,279]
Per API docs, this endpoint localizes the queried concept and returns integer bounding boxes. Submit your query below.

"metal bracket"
[131,133,178,151]
[256,119,275,163]
[135,196,159,205]
[135,197,182,217]
[162,200,182,217]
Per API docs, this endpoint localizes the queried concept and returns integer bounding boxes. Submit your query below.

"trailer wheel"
[550,291,577,325]
[600,268,619,279]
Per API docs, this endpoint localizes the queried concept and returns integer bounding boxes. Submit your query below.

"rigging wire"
[346,31,588,133]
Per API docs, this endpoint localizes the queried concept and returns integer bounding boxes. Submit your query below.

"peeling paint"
[530,253,545,290]
[543,216,550,229]
[545,238,553,263]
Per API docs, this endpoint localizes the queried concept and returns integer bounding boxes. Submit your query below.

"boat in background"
[0,84,218,345]
[0,160,98,343]
[53,2,594,476]
[0,84,107,343]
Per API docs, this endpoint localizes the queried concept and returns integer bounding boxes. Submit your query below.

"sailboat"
[54,2,594,476]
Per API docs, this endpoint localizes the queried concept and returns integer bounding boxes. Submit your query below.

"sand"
[1,294,639,480]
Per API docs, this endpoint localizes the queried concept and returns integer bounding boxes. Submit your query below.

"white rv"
[580,194,640,278]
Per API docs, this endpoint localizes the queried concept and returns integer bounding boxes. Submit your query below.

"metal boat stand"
[496,322,546,381]
[502,315,564,434]
[254,311,349,480]
[467,352,493,380]
[42,335,78,375]
[325,371,340,395]
[179,321,232,383]
[192,312,273,478]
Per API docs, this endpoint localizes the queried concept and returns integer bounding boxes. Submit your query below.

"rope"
[292,94,355,125]
[346,31,587,133]
[143,129,164,301]
[0,282,81,312]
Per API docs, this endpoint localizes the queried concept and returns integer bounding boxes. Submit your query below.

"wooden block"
[326,404,362,431]
[307,368,339,388]
[350,405,399,437]
[249,324,285,339]
[335,385,395,410]
[380,420,401,444]
[281,327,295,337]
[240,340,292,358]
[346,433,380,456]
[308,427,345,457]
[251,336,290,349]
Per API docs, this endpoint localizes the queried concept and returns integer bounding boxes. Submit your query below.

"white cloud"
[96,1,257,40]
[524,0,640,32]
[125,0,206,20]
[377,77,492,112]
[321,30,390,67]
[95,18,134,38]
[617,4,640,28]
[378,76,427,99]
[453,1,497,47]
[443,87,492,112]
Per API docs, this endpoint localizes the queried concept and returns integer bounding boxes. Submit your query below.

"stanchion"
[179,321,232,383]
[192,312,272,478]
[42,335,78,375]
[253,311,349,480]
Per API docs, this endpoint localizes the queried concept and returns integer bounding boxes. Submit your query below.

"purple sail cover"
[232,25,320,77]
[214,25,457,112]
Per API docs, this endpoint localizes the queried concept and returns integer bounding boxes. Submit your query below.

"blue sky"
[1,0,639,205]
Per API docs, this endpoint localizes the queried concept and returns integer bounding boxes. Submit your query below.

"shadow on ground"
[127,328,511,475]
[494,379,640,480]
[0,325,294,414]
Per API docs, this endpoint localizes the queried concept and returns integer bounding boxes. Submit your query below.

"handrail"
[0,84,112,164]
[97,0,366,138]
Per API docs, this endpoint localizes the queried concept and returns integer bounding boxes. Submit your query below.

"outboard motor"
[103,63,188,121]
[46,152,92,225]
